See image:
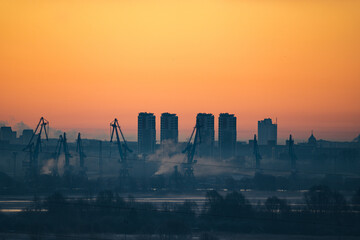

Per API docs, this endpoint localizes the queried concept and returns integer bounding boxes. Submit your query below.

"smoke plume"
[147,140,243,177]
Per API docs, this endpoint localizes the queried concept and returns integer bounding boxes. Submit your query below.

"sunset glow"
[1,0,359,141]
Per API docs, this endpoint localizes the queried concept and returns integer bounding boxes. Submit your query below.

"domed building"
[308,131,317,146]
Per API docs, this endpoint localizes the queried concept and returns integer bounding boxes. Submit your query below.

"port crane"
[52,133,72,176]
[23,117,49,178]
[110,118,133,178]
[182,119,201,180]
[52,134,63,176]
[253,134,262,170]
[76,133,87,176]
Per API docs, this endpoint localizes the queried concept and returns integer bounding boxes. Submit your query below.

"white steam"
[148,140,184,175]
[41,155,66,176]
[147,140,243,177]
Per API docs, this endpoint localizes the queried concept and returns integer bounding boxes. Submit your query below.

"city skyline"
[0,2,359,238]
[0,1,359,142]
[0,114,358,144]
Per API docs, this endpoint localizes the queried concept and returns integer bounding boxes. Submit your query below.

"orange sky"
[0,0,359,142]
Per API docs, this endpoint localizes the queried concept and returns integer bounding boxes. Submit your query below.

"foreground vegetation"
[0,185,360,238]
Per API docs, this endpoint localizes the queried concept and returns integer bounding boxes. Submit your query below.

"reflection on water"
[0,190,353,214]
[0,209,22,213]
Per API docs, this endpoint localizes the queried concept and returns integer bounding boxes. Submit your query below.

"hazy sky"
[1,0,359,142]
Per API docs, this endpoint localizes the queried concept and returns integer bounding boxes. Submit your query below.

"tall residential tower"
[257,118,277,145]
[196,113,214,157]
[160,113,178,144]
[138,112,156,154]
[219,113,237,159]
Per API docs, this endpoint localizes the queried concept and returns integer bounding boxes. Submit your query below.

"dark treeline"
[1,185,360,238]
[2,170,360,196]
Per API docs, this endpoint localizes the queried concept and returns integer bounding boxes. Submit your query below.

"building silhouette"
[196,113,214,157]
[219,113,237,159]
[160,113,178,144]
[258,118,277,146]
[0,126,16,143]
[138,112,156,154]
[308,131,317,147]
[19,129,34,145]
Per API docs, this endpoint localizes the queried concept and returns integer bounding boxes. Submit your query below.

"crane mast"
[76,133,86,176]
[182,119,201,179]
[52,134,64,176]
[23,117,49,178]
[52,133,72,176]
[62,133,72,172]
[110,118,133,178]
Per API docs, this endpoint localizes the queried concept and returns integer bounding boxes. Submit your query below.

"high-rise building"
[219,113,237,159]
[160,113,178,144]
[257,118,277,146]
[138,112,156,154]
[196,113,214,157]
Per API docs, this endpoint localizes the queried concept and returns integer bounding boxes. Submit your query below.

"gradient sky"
[0,0,359,142]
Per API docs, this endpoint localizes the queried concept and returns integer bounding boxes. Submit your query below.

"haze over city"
[1,1,359,142]
[1,1,360,239]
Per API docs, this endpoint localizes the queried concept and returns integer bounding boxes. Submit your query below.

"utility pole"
[99,140,103,178]
[12,152,17,177]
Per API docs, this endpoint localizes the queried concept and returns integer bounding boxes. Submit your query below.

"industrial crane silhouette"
[110,118,133,178]
[76,133,87,177]
[52,134,63,176]
[23,117,49,178]
[53,133,72,176]
[253,134,262,171]
[182,118,201,181]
